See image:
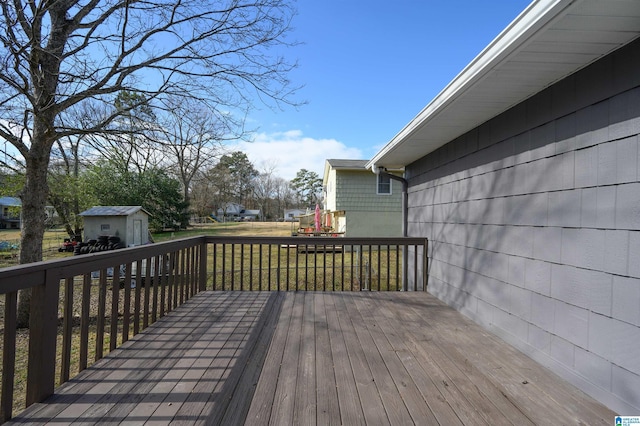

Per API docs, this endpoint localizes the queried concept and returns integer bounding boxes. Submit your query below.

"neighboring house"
[0,197,59,228]
[79,206,151,247]
[368,0,640,414]
[0,196,21,229]
[241,209,261,221]
[217,202,243,218]
[216,203,261,221]
[322,159,403,237]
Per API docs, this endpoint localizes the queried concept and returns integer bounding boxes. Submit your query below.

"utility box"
[79,206,151,247]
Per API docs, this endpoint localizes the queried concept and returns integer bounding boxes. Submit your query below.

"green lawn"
[0,221,294,268]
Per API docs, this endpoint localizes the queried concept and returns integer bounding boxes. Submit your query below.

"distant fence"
[0,228,73,268]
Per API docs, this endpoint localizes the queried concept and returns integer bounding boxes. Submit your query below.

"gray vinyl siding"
[406,38,640,413]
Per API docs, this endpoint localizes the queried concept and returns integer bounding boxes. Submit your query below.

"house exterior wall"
[126,210,150,246]
[325,168,338,211]
[0,197,21,229]
[334,170,402,237]
[406,38,640,413]
[83,211,149,246]
[83,216,128,243]
[284,209,305,221]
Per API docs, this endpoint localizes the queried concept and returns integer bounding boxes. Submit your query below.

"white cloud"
[229,130,363,180]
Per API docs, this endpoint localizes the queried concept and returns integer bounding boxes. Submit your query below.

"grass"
[0,227,71,268]
[0,221,294,268]
[153,220,294,240]
[210,244,402,292]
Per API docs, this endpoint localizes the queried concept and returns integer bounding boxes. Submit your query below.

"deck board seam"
[353,294,442,425]
[399,293,610,425]
[244,292,295,425]
[8,292,616,426]
[168,292,274,424]
[323,293,366,426]
[333,293,390,424]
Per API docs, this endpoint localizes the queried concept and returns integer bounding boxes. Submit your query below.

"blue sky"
[232,1,533,179]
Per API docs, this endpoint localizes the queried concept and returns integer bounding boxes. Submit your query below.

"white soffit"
[368,0,640,169]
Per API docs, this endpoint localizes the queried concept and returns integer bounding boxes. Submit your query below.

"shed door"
[133,219,142,246]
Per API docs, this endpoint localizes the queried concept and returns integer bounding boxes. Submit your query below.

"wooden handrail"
[0,235,428,422]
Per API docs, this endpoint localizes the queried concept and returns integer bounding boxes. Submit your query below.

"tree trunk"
[183,183,191,226]
[16,144,52,328]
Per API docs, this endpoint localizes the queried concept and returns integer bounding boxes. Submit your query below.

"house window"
[377,173,391,195]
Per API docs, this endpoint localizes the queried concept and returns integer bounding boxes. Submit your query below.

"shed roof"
[368,0,640,170]
[79,206,150,217]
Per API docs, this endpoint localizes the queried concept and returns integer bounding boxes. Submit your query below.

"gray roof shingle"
[79,206,149,217]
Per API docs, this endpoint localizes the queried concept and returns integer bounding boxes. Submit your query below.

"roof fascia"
[367,0,574,171]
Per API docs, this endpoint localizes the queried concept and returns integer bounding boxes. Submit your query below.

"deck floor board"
[322,292,365,426]
[10,291,615,425]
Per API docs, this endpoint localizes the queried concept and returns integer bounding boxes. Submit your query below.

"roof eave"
[368,0,640,171]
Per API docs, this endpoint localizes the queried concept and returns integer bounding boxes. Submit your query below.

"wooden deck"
[10,291,614,425]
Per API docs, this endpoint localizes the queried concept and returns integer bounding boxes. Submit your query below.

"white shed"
[283,208,306,221]
[79,206,151,247]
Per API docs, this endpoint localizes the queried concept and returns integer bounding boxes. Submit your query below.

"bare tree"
[189,169,216,218]
[206,158,241,219]
[102,90,160,173]
[157,97,233,209]
[47,102,107,238]
[0,0,298,327]
[48,134,95,239]
[273,175,296,217]
[252,160,279,220]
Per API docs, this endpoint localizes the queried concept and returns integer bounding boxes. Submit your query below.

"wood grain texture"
[10,291,615,425]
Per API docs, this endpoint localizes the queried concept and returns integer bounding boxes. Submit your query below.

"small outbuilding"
[283,208,306,221]
[79,206,151,247]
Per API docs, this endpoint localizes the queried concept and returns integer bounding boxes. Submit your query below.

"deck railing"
[0,235,428,422]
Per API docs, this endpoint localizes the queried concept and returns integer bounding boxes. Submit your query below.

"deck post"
[25,271,60,407]
[423,238,429,291]
[1,291,17,421]
[199,240,208,292]
[402,245,408,291]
